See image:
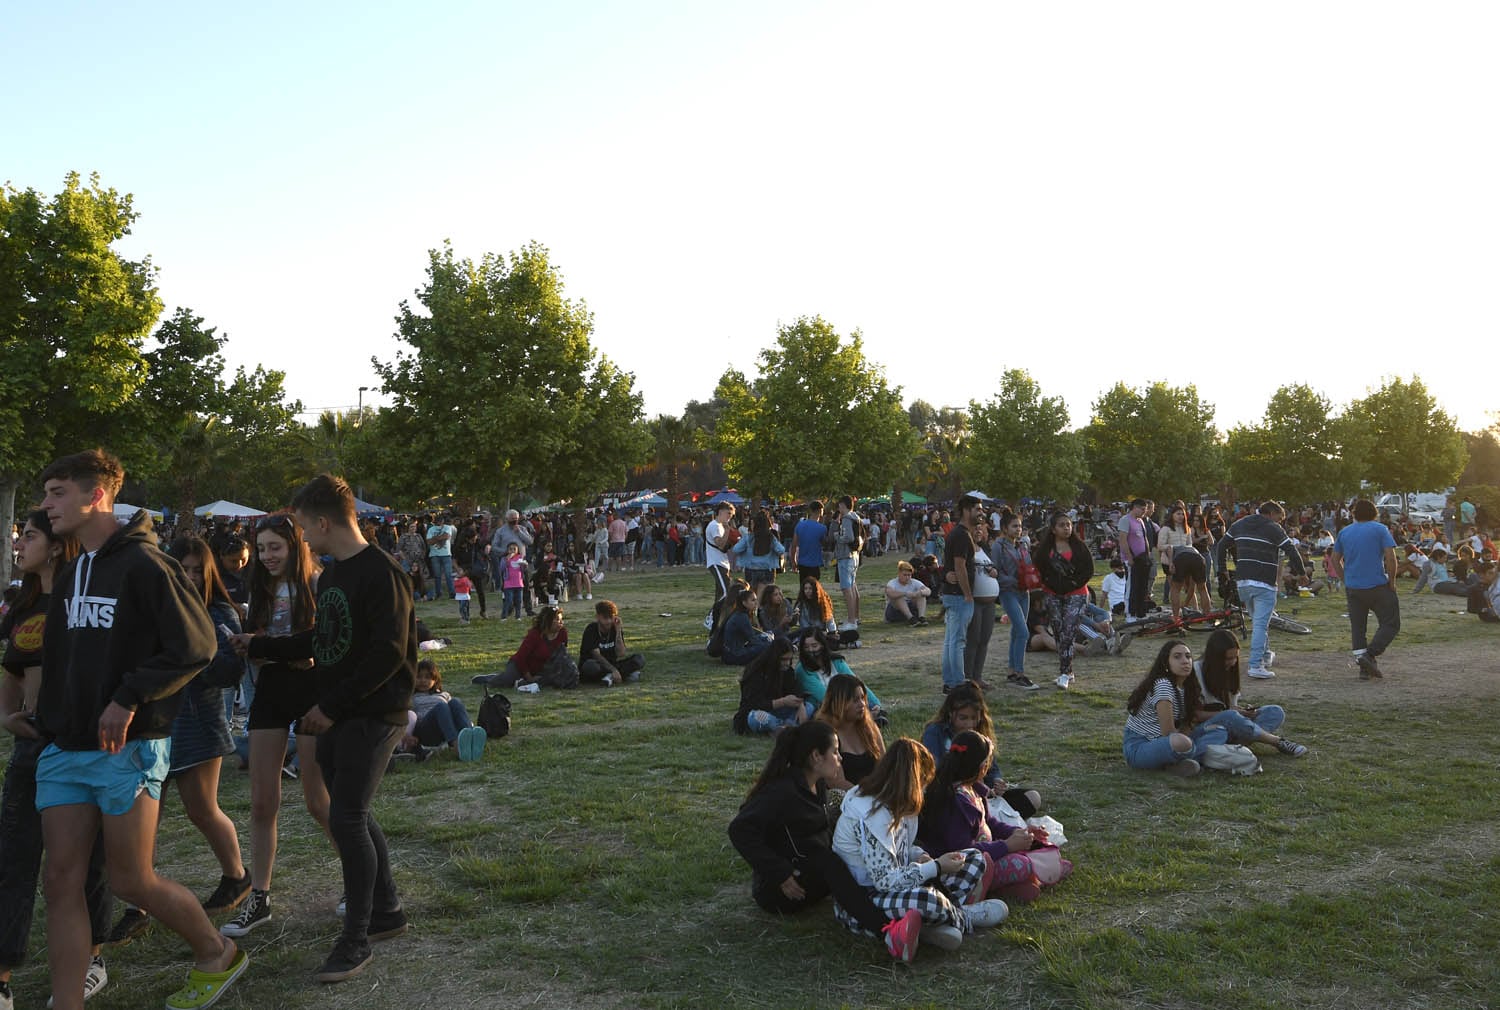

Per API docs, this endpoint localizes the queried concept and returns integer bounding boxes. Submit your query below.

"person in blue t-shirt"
[791,501,830,587]
[1331,498,1400,680]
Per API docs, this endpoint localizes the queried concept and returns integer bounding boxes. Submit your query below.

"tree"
[1459,430,1500,489]
[712,317,917,501]
[1341,377,1466,497]
[962,370,1085,504]
[1081,382,1223,504]
[1224,384,1364,504]
[372,241,648,505]
[0,174,163,583]
[642,414,705,517]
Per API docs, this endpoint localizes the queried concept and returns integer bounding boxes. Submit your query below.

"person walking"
[1213,501,1307,680]
[1329,498,1400,680]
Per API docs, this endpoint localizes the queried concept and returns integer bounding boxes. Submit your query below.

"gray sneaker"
[221,890,271,937]
[924,923,963,951]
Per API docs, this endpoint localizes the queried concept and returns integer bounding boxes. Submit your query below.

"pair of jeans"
[965,599,996,683]
[1346,585,1401,657]
[0,737,112,967]
[1237,582,1277,671]
[1122,723,1227,770]
[744,704,812,735]
[1127,553,1155,618]
[1197,705,1285,744]
[316,716,404,947]
[414,699,473,746]
[940,595,974,690]
[998,590,1029,674]
[428,555,455,599]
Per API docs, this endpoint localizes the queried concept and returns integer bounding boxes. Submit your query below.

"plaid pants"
[833,848,987,936]
[1045,593,1089,677]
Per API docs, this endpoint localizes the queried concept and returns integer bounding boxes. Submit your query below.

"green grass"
[6,556,1497,1009]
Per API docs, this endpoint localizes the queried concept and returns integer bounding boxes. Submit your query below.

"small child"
[500,544,529,620]
[453,572,474,624]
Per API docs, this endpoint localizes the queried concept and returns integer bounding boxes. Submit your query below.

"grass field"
[10,554,1500,1010]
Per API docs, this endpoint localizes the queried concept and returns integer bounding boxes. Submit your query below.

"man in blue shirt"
[791,501,829,587]
[1331,498,1400,679]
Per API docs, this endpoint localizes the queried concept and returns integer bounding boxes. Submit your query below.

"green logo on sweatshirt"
[314,587,354,667]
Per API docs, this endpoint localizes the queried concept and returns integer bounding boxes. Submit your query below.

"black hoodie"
[38,510,216,751]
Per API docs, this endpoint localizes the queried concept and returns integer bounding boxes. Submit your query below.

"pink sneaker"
[882,908,922,962]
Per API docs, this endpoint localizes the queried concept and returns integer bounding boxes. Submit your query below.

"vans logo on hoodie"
[67,595,117,629]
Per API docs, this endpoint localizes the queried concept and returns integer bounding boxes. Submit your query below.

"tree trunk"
[0,476,16,587]
[665,462,680,524]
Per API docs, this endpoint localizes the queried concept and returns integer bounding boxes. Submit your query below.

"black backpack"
[477,688,512,738]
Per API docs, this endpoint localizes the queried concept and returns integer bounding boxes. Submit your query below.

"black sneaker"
[202,871,252,914]
[220,889,271,937]
[104,908,151,947]
[1355,653,1383,680]
[1007,672,1040,691]
[315,940,372,983]
[368,908,409,941]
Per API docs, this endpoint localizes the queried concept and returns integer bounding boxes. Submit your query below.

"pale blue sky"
[7,1,1497,433]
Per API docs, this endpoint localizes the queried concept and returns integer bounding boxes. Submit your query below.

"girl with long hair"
[1123,640,1227,776]
[733,636,808,735]
[793,628,884,722]
[1032,512,1095,690]
[917,731,1071,905]
[992,510,1038,690]
[732,509,786,591]
[920,682,1041,818]
[727,722,922,961]
[1193,629,1307,757]
[757,583,791,636]
[814,674,885,786]
[721,589,773,666]
[831,739,1005,954]
[222,513,332,938]
[0,511,112,1004]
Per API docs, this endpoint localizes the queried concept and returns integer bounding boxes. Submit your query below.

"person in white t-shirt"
[704,502,734,627]
[1100,558,1128,614]
[883,561,930,625]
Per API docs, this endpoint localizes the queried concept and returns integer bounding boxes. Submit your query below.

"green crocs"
[164,948,248,1009]
[456,725,487,762]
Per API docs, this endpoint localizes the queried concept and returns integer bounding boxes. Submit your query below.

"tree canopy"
[1224,384,1363,504]
[963,370,1084,504]
[1081,382,1223,504]
[1342,376,1466,496]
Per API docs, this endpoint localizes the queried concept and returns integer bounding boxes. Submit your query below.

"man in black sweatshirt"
[241,474,415,983]
[36,449,246,1010]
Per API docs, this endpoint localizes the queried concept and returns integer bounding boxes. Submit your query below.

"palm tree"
[646,413,704,518]
[168,414,221,519]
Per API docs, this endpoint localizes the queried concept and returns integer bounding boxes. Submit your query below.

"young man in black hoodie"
[36,450,246,1010]
[240,474,415,983]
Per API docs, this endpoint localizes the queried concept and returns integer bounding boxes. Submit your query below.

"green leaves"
[1226,384,1362,504]
[1081,382,1223,503]
[1342,376,1466,496]
[963,369,1085,504]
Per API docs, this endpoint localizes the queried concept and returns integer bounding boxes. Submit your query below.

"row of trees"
[3,173,1489,584]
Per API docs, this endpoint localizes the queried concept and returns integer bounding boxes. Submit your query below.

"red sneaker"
[882,908,922,962]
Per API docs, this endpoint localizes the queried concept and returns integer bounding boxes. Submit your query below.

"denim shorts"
[35,739,171,816]
[837,557,859,589]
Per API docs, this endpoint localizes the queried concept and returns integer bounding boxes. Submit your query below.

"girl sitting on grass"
[793,628,886,726]
[917,730,1071,904]
[814,674,885,786]
[831,738,1008,954]
[1193,629,1307,758]
[733,637,810,735]
[919,682,1041,819]
[726,721,923,961]
[405,660,486,760]
[1123,640,1228,777]
[721,589,774,666]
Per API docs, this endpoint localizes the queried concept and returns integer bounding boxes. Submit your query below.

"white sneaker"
[1246,666,1275,680]
[585,594,593,600]
[1056,674,1072,690]
[518,682,541,694]
[45,954,108,1007]
[924,923,963,950]
[1263,649,1276,668]
[966,898,1009,928]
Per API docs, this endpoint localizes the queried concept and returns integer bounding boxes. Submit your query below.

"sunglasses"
[256,513,296,532]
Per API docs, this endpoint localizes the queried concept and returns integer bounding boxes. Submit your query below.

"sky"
[6,1,1497,434]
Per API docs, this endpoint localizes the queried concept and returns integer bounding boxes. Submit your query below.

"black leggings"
[750,838,889,935]
[317,717,404,947]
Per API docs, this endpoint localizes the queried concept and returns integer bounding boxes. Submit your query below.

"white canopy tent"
[113,503,164,520]
[192,500,266,518]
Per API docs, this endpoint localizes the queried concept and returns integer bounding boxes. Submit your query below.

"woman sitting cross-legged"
[1192,629,1307,758]
[794,628,886,727]
[733,636,812,735]
[721,588,775,666]
[814,673,885,787]
[726,721,923,961]
[1122,640,1228,777]
[830,738,1009,954]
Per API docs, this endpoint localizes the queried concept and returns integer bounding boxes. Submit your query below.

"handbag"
[1018,554,1043,592]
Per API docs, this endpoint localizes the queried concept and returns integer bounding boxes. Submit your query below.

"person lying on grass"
[830,738,1008,955]
[1192,630,1307,758]
[794,628,887,727]
[916,730,1071,905]
[1122,640,1228,778]
[919,682,1041,818]
[727,721,923,961]
[814,674,885,787]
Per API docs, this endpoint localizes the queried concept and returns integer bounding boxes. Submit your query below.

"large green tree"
[1224,384,1364,504]
[372,241,647,506]
[962,370,1085,504]
[1081,382,1223,504]
[0,174,163,583]
[712,316,916,501]
[1459,429,1500,489]
[1341,376,1466,496]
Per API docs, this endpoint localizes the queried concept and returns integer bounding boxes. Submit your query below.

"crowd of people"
[4,458,1497,995]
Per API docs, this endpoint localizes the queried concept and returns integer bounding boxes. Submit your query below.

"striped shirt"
[1125,680,1182,738]
[1214,514,1306,591]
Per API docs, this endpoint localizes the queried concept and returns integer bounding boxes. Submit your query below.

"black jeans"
[317,717,404,947]
[0,736,111,967]
[1346,585,1401,657]
[467,564,488,616]
[1128,554,1155,618]
[750,838,888,935]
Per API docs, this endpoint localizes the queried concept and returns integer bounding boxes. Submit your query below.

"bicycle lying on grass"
[1116,605,1312,641]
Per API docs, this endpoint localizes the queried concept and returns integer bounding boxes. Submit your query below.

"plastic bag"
[1026,815,1067,846]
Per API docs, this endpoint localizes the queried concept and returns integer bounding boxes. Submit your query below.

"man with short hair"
[833,496,862,629]
[791,501,828,586]
[606,511,628,572]
[37,449,245,1010]
[939,495,982,693]
[1117,499,1153,619]
[1214,500,1307,679]
[1330,498,1400,680]
[425,514,457,600]
[704,502,734,627]
[490,510,536,614]
[243,474,415,982]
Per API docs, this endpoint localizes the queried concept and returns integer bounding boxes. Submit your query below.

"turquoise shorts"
[35,739,171,816]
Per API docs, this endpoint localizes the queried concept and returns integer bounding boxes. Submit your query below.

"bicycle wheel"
[1268,612,1312,635]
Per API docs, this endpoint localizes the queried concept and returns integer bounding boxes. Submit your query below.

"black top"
[841,749,877,786]
[941,525,976,592]
[578,621,619,666]
[1,592,48,678]
[727,771,832,888]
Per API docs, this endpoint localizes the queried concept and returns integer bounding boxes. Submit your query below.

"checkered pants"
[833,848,988,936]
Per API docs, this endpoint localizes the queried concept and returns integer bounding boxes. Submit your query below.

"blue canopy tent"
[354,498,394,519]
[703,490,745,505]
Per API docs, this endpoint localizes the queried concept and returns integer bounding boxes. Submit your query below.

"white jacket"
[832,787,939,891]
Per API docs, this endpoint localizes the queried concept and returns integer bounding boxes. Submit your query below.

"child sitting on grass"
[396,660,486,761]
[920,682,1041,819]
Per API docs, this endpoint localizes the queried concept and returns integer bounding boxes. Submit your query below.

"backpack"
[540,649,581,689]
[846,515,865,554]
[476,688,511,738]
